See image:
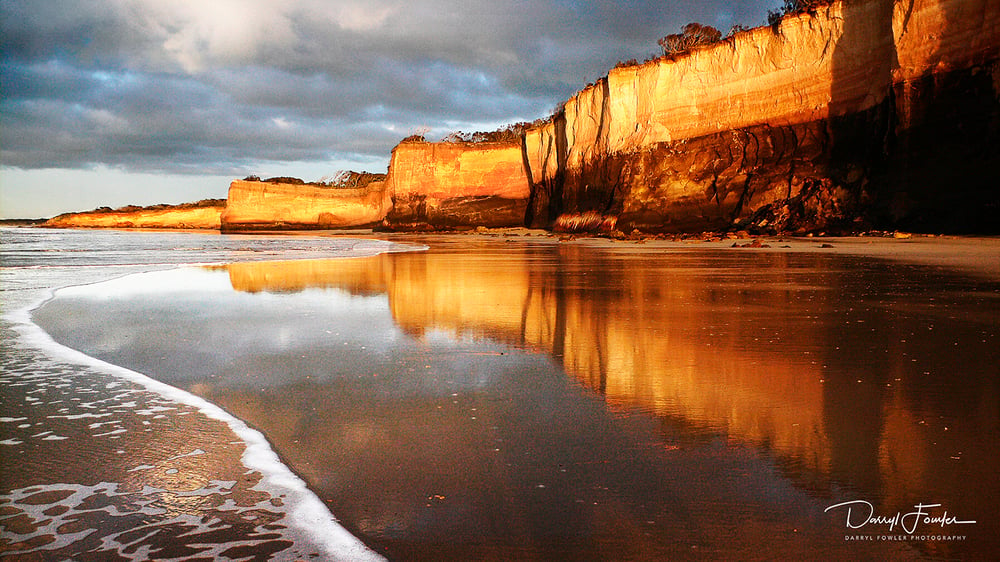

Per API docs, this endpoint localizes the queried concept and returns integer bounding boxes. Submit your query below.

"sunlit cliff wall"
[383,141,531,229]
[524,0,1000,233]
[220,179,391,231]
[48,1,996,234]
[44,204,224,229]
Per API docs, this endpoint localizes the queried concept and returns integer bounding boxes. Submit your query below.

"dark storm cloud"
[1,0,779,174]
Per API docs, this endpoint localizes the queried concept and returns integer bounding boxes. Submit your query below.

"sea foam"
[7,289,385,561]
[1,232,419,561]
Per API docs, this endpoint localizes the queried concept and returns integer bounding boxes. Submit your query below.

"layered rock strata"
[381,141,531,229]
[524,0,1000,233]
[220,179,390,231]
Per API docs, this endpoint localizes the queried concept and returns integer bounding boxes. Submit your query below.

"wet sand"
[0,323,302,561]
[24,233,999,560]
[1,229,392,561]
[452,229,1000,278]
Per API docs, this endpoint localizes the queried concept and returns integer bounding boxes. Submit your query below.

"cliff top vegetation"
[52,198,226,217]
[658,23,723,56]
[401,120,552,145]
[768,0,831,26]
[440,120,550,144]
[242,171,386,189]
[321,170,387,188]
[610,22,731,72]
[611,0,832,71]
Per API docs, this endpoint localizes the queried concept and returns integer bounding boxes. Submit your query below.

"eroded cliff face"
[44,202,224,229]
[64,0,994,233]
[382,141,531,229]
[373,0,996,233]
[524,0,1000,233]
[220,179,391,231]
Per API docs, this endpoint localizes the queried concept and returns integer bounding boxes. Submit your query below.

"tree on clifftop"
[658,23,722,56]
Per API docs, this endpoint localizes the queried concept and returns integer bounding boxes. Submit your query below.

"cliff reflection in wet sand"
[221,241,998,560]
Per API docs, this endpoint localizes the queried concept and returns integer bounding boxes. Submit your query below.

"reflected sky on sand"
[34,239,999,561]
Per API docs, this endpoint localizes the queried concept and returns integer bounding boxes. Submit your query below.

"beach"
[3,227,999,560]
[1,228,397,561]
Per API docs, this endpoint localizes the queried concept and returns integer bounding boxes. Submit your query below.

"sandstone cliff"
[523,0,1000,233]
[377,0,998,233]
[51,0,996,234]
[382,140,531,229]
[220,178,390,231]
[43,200,224,229]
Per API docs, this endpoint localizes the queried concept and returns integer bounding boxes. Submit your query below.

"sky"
[1,0,780,219]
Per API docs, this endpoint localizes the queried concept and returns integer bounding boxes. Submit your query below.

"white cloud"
[333,2,397,32]
[85,107,130,134]
[119,0,298,72]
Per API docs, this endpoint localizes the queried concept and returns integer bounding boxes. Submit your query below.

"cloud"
[1,0,780,178]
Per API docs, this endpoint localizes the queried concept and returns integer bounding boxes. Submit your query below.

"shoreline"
[0,231,393,561]
[5,228,997,559]
[379,228,1000,280]
[24,231,995,560]
[7,224,998,280]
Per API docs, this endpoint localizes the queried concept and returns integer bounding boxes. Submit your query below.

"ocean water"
[1,227,415,561]
[3,228,999,561]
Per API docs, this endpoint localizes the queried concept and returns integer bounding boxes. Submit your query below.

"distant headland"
[41,0,1000,235]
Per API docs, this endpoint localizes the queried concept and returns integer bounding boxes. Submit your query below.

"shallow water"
[26,233,1000,560]
[1,228,405,561]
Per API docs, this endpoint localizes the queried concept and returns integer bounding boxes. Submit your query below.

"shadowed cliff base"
[880,58,1000,232]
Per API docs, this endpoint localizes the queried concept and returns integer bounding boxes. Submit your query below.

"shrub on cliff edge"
[261,176,306,185]
[767,0,830,27]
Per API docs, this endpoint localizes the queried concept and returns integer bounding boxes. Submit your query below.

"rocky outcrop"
[221,141,532,232]
[43,200,224,229]
[382,141,531,229]
[524,0,1000,234]
[221,179,390,231]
